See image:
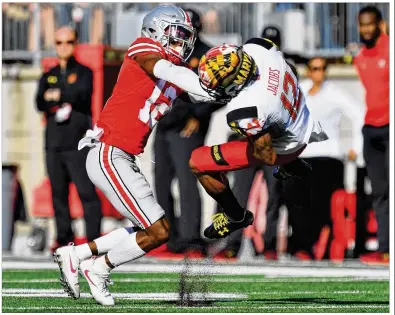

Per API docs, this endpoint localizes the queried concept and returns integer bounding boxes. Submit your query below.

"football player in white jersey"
[189,38,328,239]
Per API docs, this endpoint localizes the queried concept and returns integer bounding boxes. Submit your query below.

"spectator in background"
[153,8,221,256]
[353,6,389,265]
[202,9,220,34]
[286,56,364,259]
[35,26,102,251]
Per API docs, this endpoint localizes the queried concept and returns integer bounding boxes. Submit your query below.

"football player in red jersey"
[53,5,219,306]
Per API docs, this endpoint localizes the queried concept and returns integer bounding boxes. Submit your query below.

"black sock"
[212,187,245,221]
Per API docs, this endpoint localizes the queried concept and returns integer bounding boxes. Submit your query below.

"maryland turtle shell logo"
[198,44,242,90]
[199,44,256,92]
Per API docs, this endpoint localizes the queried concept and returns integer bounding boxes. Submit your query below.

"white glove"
[55,103,72,123]
[78,125,104,150]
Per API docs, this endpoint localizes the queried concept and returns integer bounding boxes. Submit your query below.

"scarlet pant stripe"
[101,144,150,228]
[108,146,152,226]
[98,143,140,226]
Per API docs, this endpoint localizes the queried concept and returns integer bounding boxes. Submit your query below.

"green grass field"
[2,270,389,313]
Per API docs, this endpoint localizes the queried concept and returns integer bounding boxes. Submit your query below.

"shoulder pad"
[245,37,279,51]
[127,37,166,59]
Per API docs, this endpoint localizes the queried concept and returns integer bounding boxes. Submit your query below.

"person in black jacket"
[153,8,224,255]
[36,26,102,250]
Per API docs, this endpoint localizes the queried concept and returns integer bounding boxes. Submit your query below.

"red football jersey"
[353,33,389,127]
[97,37,184,155]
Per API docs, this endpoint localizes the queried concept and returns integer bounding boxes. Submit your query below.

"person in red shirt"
[52,5,220,306]
[353,6,389,265]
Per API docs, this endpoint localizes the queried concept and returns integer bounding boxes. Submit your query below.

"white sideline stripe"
[2,261,389,278]
[2,277,389,283]
[2,289,247,300]
[2,305,388,311]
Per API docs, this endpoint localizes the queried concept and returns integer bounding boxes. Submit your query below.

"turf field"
[2,269,389,313]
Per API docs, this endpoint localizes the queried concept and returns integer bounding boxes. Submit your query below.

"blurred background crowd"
[2,2,390,266]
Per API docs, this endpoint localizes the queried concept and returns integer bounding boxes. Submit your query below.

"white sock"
[107,232,146,267]
[75,227,135,261]
[75,243,91,261]
[93,255,112,273]
[94,227,133,255]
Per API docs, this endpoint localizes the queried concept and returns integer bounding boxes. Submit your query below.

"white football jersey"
[226,38,326,155]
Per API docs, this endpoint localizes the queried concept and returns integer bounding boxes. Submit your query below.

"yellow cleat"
[204,210,254,239]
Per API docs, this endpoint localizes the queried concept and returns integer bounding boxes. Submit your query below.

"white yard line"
[2,290,246,300]
[1,288,381,298]
[2,261,389,278]
[2,305,388,311]
[2,277,389,284]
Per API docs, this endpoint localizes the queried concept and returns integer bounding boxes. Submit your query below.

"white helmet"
[141,5,196,62]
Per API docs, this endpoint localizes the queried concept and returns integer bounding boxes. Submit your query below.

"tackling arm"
[134,54,216,102]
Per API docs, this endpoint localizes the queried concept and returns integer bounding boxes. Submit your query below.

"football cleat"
[204,210,254,239]
[80,258,115,306]
[53,243,80,299]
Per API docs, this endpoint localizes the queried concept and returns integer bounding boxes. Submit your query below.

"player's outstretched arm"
[135,54,215,103]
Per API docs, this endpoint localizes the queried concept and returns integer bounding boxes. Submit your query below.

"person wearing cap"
[153,8,223,256]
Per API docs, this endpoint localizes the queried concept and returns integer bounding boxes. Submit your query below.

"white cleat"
[53,243,80,299]
[80,258,115,306]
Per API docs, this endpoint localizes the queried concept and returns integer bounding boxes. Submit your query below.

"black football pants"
[362,124,389,253]
[46,148,102,246]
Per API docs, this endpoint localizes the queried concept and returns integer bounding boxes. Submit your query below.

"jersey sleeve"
[226,106,266,136]
[127,37,167,59]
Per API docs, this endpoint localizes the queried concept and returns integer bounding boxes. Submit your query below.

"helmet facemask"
[160,23,196,62]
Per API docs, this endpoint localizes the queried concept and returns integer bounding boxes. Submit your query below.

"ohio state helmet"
[141,5,196,62]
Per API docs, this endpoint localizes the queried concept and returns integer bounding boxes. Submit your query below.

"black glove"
[273,158,312,180]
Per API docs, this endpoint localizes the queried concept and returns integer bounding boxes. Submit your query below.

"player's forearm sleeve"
[153,59,215,103]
